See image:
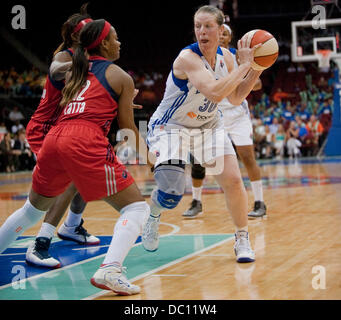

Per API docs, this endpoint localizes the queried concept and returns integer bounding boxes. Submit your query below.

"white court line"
[0,252,106,290]
[151,274,187,277]
[0,222,181,290]
[0,218,232,297]
[11,261,25,263]
[83,217,118,221]
[160,222,181,236]
[0,253,25,256]
[72,245,110,251]
[0,236,156,291]
[71,222,181,252]
[84,235,234,300]
[198,254,230,257]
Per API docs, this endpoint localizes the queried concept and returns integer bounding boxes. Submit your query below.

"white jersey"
[148,43,229,131]
[218,48,249,112]
[215,47,253,146]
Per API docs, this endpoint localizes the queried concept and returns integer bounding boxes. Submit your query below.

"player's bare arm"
[106,65,151,165]
[105,65,136,129]
[253,78,262,91]
[174,49,252,103]
[226,39,262,105]
[227,69,262,105]
[235,50,262,91]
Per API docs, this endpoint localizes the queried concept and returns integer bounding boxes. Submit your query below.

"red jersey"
[33,57,131,201]
[57,56,119,136]
[30,48,74,135]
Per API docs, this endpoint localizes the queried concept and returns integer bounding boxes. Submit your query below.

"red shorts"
[32,120,134,202]
[26,119,46,154]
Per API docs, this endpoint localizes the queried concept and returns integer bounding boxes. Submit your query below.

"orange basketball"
[242,29,279,71]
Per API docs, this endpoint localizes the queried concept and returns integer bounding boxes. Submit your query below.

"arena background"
[1,0,341,309]
[2,0,339,154]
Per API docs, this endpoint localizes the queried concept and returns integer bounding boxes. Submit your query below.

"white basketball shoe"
[25,237,61,268]
[57,219,100,245]
[234,231,255,263]
[90,264,140,295]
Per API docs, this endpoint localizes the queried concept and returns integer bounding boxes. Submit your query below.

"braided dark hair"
[53,3,91,56]
[61,19,110,106]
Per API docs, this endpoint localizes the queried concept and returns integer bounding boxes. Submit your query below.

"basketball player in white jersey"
[142,5,263,262]
[183,23,267,219]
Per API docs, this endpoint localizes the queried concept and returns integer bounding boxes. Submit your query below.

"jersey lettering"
[75,80,91,101]
[63,80,91,115]
[64,102,86,115]
[198,98,217,113]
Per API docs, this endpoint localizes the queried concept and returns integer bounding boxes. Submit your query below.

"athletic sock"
[100,261,122,269]
[236,226,248,234]
[192,186,203,201]
[250,180,263,202]
[103,201,150,265]
[150,189,164,218]
[37,222,56,239]
[64,209,82,227]
[0,199,46,253]
[150,201,162,218]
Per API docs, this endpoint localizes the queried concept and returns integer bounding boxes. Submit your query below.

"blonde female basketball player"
[183,23,267,219]
[142,5,263,262]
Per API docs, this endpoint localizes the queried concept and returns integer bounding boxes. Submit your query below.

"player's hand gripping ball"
[241,29,279,70]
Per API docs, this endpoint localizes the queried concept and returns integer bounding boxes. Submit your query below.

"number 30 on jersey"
[198,98,217,113]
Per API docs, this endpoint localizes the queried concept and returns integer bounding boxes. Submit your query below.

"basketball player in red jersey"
[24,4,101,269]
[0,19,151,295]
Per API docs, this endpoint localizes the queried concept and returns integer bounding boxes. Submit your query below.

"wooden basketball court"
[1,157,341,300]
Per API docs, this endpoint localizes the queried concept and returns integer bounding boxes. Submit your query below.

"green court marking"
[0,234,233,300]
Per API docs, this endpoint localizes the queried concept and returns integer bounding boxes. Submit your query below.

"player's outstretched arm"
[226,40,262,105]
[174,49,253,103]
[253,79,262,91]
[228,69,262,105]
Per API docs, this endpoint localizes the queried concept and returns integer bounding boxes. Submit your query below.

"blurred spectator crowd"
[0,67,45,98]
[0,128,35,173]
[0,100,36,172]
[247,61,335,159]
[0,57,338,172]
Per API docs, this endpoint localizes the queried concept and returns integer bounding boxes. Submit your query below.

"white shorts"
[147,117,235,171]
[221,105,253,146]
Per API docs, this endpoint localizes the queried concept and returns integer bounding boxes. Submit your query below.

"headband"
[85,21,111,50]
[223,24,232,35]
[73,18,93,34]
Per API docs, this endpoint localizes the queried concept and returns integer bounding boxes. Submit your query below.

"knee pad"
[153,164,185,209]
[191,164,206,180]
[155,190,183,209]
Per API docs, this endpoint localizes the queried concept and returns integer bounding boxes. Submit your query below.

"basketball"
[242,29,279,70]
